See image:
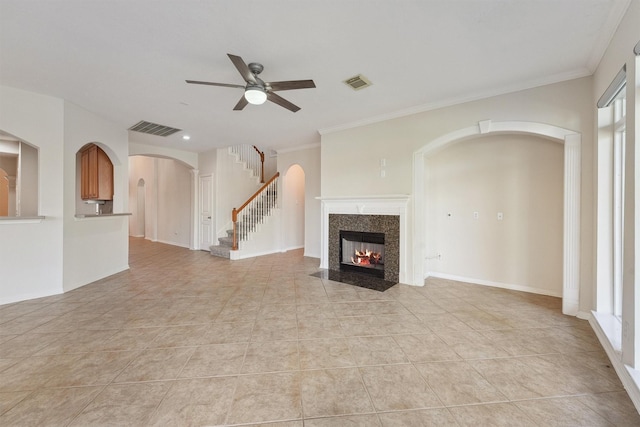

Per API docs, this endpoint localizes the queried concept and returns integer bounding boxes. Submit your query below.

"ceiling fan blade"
[267,92,301,112]
[227,54,257,84]
[185,80,245,89]
[233,95,248,111]
[268,80,316,91]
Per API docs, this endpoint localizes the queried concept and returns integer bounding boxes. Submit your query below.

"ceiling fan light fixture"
[244,87,267,105]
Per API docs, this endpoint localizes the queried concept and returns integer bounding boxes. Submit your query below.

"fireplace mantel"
[317,195,410,284]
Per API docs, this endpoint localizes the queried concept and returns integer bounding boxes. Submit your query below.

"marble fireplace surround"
[318,196,410,284]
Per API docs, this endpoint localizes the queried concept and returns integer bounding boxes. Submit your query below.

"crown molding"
[318,69,592,136]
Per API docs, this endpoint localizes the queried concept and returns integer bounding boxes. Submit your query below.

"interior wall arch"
[128,154,199,249]
[135,178,146,237]
[412,120,581,316]
[283,164,306,250]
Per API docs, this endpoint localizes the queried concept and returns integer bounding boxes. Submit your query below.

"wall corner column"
[563,134,581,316]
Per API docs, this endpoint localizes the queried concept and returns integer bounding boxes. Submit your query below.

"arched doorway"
[413,120,582,316]
[283,164,305,250]
[136,178,146,237]
[128,155,196,249]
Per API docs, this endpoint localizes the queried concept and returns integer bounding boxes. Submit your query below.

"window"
[612,86,626,319]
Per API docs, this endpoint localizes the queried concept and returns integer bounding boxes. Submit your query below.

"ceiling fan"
[186,53,316,113]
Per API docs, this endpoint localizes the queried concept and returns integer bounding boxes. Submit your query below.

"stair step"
[209,245,230,259]
[218,236,234,247]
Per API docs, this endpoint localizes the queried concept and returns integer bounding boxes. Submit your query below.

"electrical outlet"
[473,211,479,219]
[497,212,504,220]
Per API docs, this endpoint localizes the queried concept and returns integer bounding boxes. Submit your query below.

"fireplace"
[340,231,385,278]
[319,196,409,284]
[327,213,400,282]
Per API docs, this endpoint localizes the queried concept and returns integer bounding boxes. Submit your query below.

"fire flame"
[351,249,382,266]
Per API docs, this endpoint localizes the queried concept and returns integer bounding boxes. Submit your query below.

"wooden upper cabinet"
[80,144,113,200]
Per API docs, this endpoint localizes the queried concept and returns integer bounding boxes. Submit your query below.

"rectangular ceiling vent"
[343,74,372,91]
[128,120,182,137]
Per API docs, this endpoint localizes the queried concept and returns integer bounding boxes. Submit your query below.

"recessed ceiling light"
[182,135,191,141]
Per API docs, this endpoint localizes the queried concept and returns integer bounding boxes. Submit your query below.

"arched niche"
[76,142,115,215]
[136,178,146,237]
[283,164,306,250]
[412,120,581,316]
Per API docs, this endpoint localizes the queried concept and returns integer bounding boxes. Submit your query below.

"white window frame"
[612,87,626,319]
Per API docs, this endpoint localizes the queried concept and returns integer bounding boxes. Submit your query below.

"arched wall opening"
[128,154,197,249]
[424,133,564,297]
[136,178,146,238]
[75,142,117,215]
[413,120,581,316]
[283,164,306,251]
[0,129,39,217]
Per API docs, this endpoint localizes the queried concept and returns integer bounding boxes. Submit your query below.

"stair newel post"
[253,145,265,183]
[232,208,239,250]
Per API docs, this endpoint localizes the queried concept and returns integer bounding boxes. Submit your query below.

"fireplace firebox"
[339,230,385,278]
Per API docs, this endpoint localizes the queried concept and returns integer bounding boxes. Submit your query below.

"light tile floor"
[0,238,639,426]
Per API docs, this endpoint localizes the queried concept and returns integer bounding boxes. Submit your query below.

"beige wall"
[282,164,305,250]
[128,156,192,248]
[157,157,192,247]
[0,86,130,301]
[321,76,594,310]
[278,144,321,258]
[0,86,65,304]
[62,101,130,292]
[425,134,564,295]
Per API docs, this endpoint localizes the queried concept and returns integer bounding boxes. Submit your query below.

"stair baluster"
[231,172,279,250]
[228,144,266,183]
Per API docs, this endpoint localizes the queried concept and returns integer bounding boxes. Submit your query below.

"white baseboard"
[285,245,304,252]
[304,250,320,259]
[589,312,640,412]
[576,311,591,320]
[0,289,63,306]
[425,272,563,298]
[155,239,190,249]
[230,248,283,260]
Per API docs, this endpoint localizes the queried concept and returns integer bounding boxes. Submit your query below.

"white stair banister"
[232,172,279,250]
[229,144,265,183]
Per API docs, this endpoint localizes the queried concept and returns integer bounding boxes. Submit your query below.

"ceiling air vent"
[128,120,182,137]
[343,74,372,91]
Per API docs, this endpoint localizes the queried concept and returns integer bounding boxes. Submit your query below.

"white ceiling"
[0,0,630,153]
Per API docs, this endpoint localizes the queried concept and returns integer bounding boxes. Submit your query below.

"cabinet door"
[96,147,113,200]
[87,145,99,199]
[80,148,91,199]
[80,144,113,201]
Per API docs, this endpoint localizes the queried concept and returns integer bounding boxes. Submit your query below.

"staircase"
[209,172,279,259]
[209,229,234,259]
